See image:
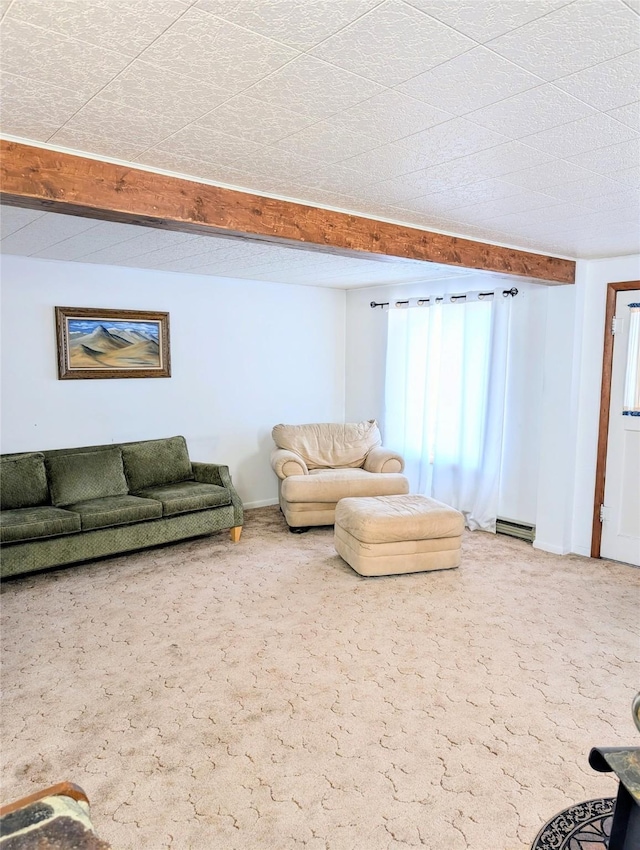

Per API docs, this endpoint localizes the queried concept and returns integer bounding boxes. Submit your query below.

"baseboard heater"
[496,517,536,543]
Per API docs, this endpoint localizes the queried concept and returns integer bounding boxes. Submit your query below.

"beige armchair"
[271,420,409,531]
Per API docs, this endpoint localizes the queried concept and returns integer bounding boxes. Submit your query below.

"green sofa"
[0,436,243,578]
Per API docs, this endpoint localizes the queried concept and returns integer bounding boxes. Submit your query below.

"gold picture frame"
[55,306,171,380]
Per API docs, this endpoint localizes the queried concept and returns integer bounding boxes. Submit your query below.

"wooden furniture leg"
[230,526,242,543]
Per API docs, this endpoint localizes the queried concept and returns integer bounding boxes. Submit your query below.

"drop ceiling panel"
[309,0,475,86]
[0,0,638,259]
[397,47,543,116]
[194,0,382,52]
[137,9,298,91]
[487,1,640,80]
[407,0,572,43]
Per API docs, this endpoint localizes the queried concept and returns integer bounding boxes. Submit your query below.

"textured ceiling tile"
[466,85,596,139]
[275,120,381,164]
[407,0,571,44]
[583,188,640,212]
[553,50,640,111]
[498,160,595,190]
[138,9,298,91]
[46,129,147,162]
[117,236,237,269]
[0,207,46,239]
[194,0,380,51]
[338,140,427,182]
[358,141,553,201]
[609,164,640,188]
[522,113,639,157]
[344,121,511,185]
[396,178,524,215]
[231,147,325,182]
[391,118,508,170]
[28,220,148,260]
[52,97,188,149]
[608,101,640,132]
[0,72,88,140]
[243,55,385,120]
[69,229,200,264]
[0,212,99,255]
[439,189,558,222]
[293,162,377,193]
[310,0,474,86]
[397,47,543,116]
[566,137,640,173]
[6,0,186,57]
[196,95,313,144]
[99,62,230,124]
[134,149,248,184]
[152,124,265,166]
[326,90,453,144]
[0,18,129,98]
[488,0,640,80]
[482,202,592,229]
[540,173,627,203]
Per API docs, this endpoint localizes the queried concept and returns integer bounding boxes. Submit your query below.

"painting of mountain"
[67,320,162,369]
[56,308,170,379]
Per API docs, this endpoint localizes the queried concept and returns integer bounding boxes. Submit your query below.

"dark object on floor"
[531,797,615,849]
[0,782,111,848]
[588,747,640,850]
[289,525,310,533]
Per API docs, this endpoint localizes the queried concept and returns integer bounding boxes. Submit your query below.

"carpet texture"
[1,506,638,850]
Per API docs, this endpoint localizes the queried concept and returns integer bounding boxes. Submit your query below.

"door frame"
[591,279,640,558]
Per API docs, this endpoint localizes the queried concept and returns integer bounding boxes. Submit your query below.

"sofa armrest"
[363,446,405,474]
[270,448,308,480]
[192,462,243,527]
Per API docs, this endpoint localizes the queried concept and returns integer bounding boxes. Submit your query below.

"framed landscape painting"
[55,307,171,379]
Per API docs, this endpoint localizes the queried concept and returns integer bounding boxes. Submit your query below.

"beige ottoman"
[335,494,464,576]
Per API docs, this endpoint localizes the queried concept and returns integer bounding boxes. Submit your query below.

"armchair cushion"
[282,469,410,504]
[271,448,308,480]
[363,446,404,474]
[272,420,381,470]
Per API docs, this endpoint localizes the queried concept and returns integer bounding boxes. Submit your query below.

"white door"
[601,290,640,566]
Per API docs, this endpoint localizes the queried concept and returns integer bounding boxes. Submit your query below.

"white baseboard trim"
[571,545,591,557]
[532,540,571,555]
[243,498,279,509]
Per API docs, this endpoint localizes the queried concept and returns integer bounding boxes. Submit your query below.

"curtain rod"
[370,286,518,309]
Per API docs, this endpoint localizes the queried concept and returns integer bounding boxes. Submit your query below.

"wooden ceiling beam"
[0,141,575,284]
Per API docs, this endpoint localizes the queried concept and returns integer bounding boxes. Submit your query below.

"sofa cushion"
[272,421,382,469]
[0,506,81,543]
[137,482,231,516]
[0,452,49,510]
[122,436,193,492]
[67,495,163,531]
[281,468,409,504]
[47,448,129,507]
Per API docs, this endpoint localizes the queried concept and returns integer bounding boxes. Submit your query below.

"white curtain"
[384,295,511,531]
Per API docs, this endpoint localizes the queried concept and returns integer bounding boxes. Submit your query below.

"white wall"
[345,274,547,525]
[0,255,346,507]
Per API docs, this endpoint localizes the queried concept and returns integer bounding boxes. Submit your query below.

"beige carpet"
[1,506,638,850]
